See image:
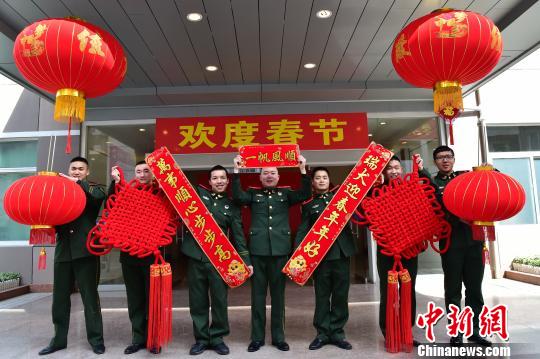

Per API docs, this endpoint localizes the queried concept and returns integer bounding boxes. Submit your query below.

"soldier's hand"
[58,173,79,182]
[374,174,384,186]
[298,155,307,174]
[247,265,254,277]
[111,166,121,183]
[413,154,424,171]
[233,155,243,173]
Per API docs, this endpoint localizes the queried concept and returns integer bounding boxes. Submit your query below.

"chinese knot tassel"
[385,270,401,353]
[38,247,47,270]
[483,242,491,265]
[147,255,172,351]
[399,269,413,353]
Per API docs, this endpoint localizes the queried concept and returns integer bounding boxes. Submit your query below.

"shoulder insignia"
[302,197,314,205]
[202,195,210,200]
[277,185,291,189]
[255,193,264,197]
[248,186,262,190]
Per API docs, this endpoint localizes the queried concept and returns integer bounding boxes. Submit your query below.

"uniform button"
[269,216,272,220]
[269,206,273,209]
[69,230,74,234]
[269,195,272,198]
[269,226,272,230]
[214,203,217,206]
[325,201,329,204]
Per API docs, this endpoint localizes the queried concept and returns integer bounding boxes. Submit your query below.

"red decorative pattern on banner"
[282,142,393,285]
[239,144,299,168]
[156,113,368,154]
[146,147,250,288]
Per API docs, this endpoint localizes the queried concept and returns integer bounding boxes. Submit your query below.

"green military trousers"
[51,256,103,347]
[250,255,288,343]
[313,257,351,342]
[377,249,418,336]
[441,244,485,334]
[121,262,150,345]
[187,258,229,346]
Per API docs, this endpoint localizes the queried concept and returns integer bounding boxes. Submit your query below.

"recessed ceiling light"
[380,121,387,125]
[316,10,332,19]
[304,63,316,69]
[139,128,146,132]
[401,141,408,144]
[368,133,373,137]
[186,13,203,22]
[206,65,218,72]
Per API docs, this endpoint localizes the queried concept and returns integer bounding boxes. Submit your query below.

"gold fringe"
[433,81,463,113]
[54,88,86,123]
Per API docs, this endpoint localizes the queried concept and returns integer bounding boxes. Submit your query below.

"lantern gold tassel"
[54,89,85,154]
[433,81,463,113]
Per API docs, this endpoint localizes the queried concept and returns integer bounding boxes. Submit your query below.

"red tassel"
[147,258,172,352]
[385,270,401,353]
[65,116,72,154]
[472,224,495,241]
[30,227,56,245]
[38,247,47,270]
[399,270,413,353]
[448,120,454,145]
[483,243,490,265]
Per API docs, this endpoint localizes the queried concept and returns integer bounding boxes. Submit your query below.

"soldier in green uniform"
[39,157,106,356]
[109,161,160,355]
[375,156,422,346]
[431,146,491,347]
[295,167,357,351]
[182,165,252,356]
[232,155,311,352]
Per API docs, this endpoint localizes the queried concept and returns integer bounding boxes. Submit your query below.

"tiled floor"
[0,273,539,358]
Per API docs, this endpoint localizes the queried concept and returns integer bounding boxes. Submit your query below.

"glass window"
[493,158,536,224]
[0,140,37,168]
[0,172,33,241]
[487,126,540,152]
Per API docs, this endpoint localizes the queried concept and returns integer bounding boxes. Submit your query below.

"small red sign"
[239,144,299,168]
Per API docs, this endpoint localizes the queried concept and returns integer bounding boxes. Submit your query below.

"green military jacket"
[181,185,251,266]
[432,171,479,250]
[295,191,358,261]
[55,180,106,262]
[232,173,312,256]
[107,181,155,266]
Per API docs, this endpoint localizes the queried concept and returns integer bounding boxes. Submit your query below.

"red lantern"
[13,18,127,153]
[3,172,86,245]
[392,9,503,144]
[442,166,526,241]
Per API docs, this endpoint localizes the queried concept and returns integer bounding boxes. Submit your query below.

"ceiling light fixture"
[368,133,373,137]
[304,63,316,69]
[316,10,332,19]
[380,121,387,125]
[139,128,146,132]
[205,65,218,72]
[186,13,203,22]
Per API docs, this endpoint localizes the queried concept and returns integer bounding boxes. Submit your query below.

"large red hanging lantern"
[13,18,127,153]
[392,9,503,144]
[3,172,86,244]
[442,165,526,241]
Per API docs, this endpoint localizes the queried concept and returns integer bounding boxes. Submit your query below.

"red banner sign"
[239,144,299,168]
[156,113,368,154]
[282,142,393,285]
[146,147,250,288]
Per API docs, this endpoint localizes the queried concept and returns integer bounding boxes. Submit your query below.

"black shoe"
[92,344,106,355]
[309,338,327,350]
[124,343,145,354]
[213,342,230,355]
[247,341,264,352]
[332,339,352,350]
[272,341,290,351]
[413,339,420,347]
[38,345,66,356]
[149,346,161,354]
[189,342,207,355]
[468,334,492,347]
[450,335,463,347]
